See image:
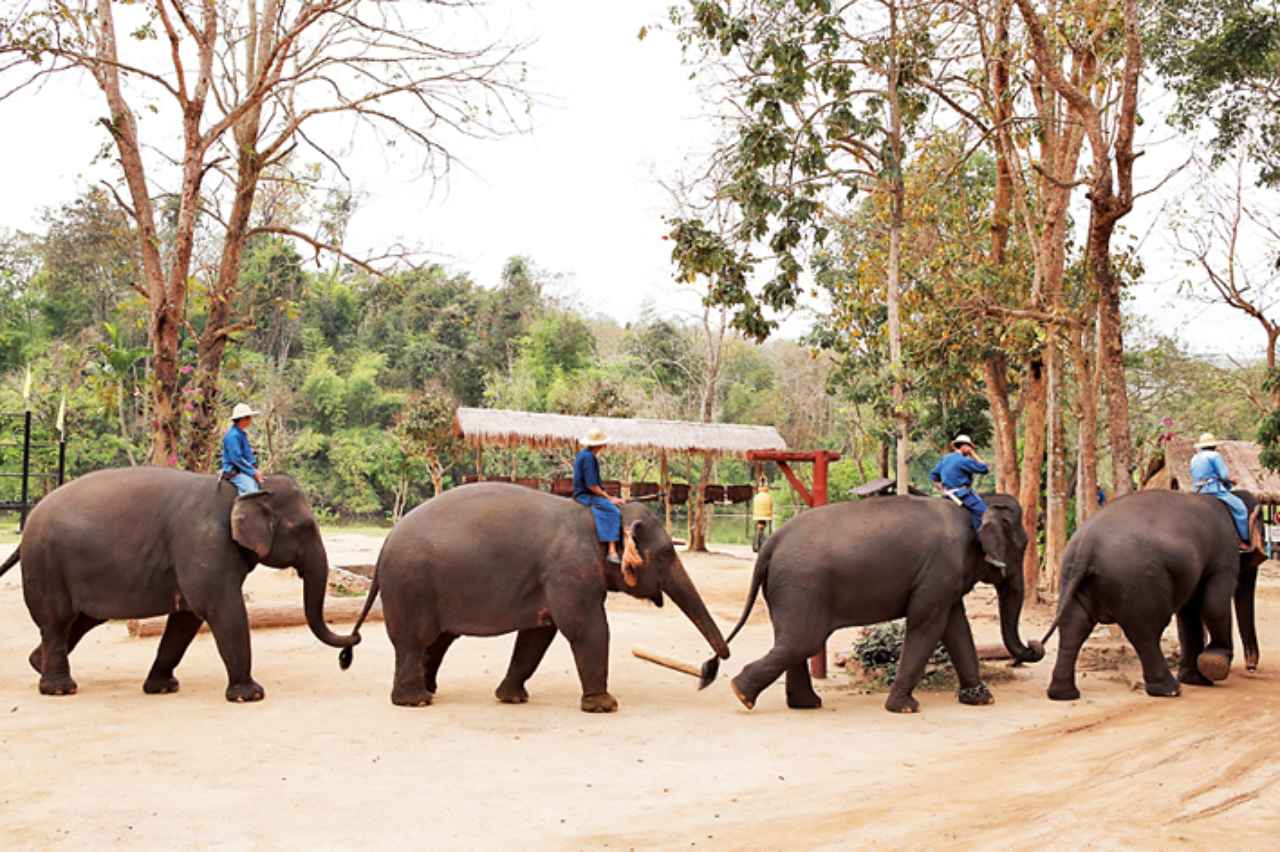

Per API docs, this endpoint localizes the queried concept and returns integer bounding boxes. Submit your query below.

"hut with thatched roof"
[1140,436,1280,494]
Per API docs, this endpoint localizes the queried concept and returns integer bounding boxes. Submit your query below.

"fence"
[0,411,67,531]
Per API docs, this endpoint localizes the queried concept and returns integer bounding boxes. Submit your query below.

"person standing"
[573,428,625,564]
[1190,433,1251,550]
[222,403,266,496]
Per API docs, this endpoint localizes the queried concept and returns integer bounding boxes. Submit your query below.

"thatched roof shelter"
[1141,436,1280,493]
[452,407,787,459]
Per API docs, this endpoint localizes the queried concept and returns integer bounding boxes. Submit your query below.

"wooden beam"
[776,461,813,507]
[660,453,672,533]
[127,597,382,638]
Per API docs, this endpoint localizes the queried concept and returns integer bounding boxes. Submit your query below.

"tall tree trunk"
[1072,316,1100,524]
[1043,338,1068,600]
[983,354,1019,495]
[887,2,909,495]
[1092,221,1134,497]
[1018,357,1047,599]
[689,453,712,552]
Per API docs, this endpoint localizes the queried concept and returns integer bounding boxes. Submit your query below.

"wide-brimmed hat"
[1194,432,1218,449]
[952,434,975,448]
[230,403,261,423]
[581,427,609,447]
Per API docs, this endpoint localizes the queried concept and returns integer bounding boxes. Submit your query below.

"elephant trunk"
[661,557,730,660]
[996,571,1044,664]
[298,541,361,650]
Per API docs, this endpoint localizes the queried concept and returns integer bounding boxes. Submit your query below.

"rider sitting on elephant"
[573,428,625,565]
[930,434,1000,566]
[1190,432,1251,551]
[221,403,266,496]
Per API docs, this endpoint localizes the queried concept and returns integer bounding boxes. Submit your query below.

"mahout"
[0,467,359,701]
[341,482,729,712]
[1041,489,1263,700]
[703,494,1044,713]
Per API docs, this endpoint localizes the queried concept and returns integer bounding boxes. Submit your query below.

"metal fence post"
[19,410,31,531]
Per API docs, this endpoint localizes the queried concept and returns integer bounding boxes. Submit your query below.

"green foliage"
[850,620,950,688]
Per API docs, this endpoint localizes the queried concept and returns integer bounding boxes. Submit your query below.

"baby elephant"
[704,495,1044,713]
[341,483,729,712]
[1042,489,1263,701]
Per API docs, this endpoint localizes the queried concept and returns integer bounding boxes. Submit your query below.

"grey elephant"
[701,494,1044,713]
[0,467,359,701]
[341,483,730,712]
[1042,489,1263,700]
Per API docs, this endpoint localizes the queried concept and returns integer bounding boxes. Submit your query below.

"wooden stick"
[127,598,382,638]
[632,647,703,678]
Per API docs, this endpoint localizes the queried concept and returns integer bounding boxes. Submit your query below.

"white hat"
[230,403,261,422]
[1194,432,1218,449]
[953,434,975,448]
[581,427,609,448]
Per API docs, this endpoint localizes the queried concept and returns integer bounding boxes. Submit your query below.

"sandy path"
[2,536,1278,850]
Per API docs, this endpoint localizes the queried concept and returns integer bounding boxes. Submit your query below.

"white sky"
[0,0,1271,360]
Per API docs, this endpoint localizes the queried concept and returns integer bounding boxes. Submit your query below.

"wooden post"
[660,453,672,533]
[809,450,831,679]
[475,445,484,477]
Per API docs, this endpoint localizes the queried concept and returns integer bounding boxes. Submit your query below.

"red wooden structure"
[746,449,841,678]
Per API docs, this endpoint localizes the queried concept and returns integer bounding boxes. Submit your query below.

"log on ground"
[127,598,382,638]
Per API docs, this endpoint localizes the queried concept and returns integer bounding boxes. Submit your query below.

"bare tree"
[1,0,528,467]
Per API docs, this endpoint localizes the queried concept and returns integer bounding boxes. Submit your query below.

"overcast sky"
[0,0,1270,359]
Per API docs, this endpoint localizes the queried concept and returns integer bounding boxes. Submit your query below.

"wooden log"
[127,597,382,638]
[976,643,1013,661]
[631,647,702,679]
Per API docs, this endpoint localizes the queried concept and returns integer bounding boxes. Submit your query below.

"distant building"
[1140,436,1280,493]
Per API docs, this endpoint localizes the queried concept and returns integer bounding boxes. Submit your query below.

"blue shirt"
[221,425,258,477]
[1190,450,1231,494]
[930,451,989,491]
[572,448,602,498]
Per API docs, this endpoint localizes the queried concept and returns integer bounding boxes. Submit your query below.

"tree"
[394,389,460,519]
[1,1,527,468]
[1150,1,1280,187]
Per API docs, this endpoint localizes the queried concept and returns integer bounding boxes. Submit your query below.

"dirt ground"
[2,536,1279,851]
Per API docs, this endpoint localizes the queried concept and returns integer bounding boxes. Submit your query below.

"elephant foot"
[225,680,266,703]
[391,686,434,708]
[1144,679,1181,698]
[1245,650,1259,673]
[1178,666,1213,687]
[729,676,755,711]
[786,692,823,710]
[957,684,994,706]
[39,674,77,696]
[1047,681,1081,701]
[495,681,529,704]
[580,692,618,713]
[143,676,180,695]
[884,692,919,714]
[28,647,43,675]
[1197,651,1231,682]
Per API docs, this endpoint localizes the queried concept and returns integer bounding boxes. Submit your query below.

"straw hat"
[952,434,975,449]
[230,403,261,423]
[581,427,609,448]
[1194,432,1218,450]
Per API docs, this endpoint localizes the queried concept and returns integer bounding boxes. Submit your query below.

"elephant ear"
[978,508,1012,577]
[231,492,276,559]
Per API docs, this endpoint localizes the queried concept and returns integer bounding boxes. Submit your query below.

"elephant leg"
[784,661,822,709]
[941,602,991,706]
[1176,595,1211,687]
[36,615,82,696]
[203,592,264,703]
[1047,599,1094,701]
[422,632,459,695]
[29,613,104,675]
[496,626,557,704]
[391,636,434,707]
[885,607,948,714]
[143,611,204,695]
[559,608,615,713]
[1119,622,1180,698]
[1196,569,1236,682]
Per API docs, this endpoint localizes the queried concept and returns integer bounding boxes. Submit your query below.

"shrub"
[849,620,951,688]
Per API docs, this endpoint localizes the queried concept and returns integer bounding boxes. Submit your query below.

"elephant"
[341,482,730,712]
[0,467,359,702]
[1042,489,1264,701]
[700,494,1045,714]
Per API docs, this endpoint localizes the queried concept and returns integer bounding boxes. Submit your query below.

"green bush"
[849,620,951,687]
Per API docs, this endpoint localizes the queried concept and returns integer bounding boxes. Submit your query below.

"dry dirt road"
[2,536,1278,850]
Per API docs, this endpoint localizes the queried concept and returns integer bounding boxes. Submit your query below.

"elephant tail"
[1039,561,1090,646]
[338,569,381,671]
[0,548,17,579]
[697,537,772,689]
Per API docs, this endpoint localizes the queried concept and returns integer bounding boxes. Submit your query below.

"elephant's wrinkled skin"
[1043,489,1264,701]
[0,467,358,702]
[706,494,1043,713]
[342,483,730,712]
